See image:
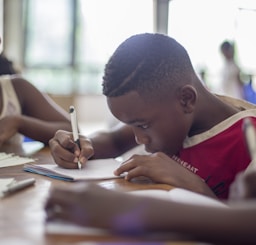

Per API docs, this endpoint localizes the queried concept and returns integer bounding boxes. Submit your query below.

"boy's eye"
[138,124,149,129]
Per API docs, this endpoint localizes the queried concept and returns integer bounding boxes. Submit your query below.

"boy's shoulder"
[216,94,256,111]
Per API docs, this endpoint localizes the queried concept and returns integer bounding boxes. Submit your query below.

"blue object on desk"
[23,136,34,142]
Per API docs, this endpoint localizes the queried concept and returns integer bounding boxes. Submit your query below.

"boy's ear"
[178,85,197,113]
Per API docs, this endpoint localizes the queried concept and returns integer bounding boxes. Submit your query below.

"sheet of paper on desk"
[0,152,35,168]
[45,221,109,236]
[23,158,123,181]
[129,188,227,208]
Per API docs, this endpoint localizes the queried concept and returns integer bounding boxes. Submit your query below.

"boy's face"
[107,91,191,156]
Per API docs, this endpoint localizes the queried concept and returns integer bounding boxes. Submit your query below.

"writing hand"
[49,130,94,169]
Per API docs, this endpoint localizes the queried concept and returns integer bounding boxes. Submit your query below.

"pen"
[69,105,82,169]
[243,117,256,173]
[3,178,36,196]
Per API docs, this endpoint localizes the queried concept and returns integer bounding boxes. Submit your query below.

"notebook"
[23,158,124,181]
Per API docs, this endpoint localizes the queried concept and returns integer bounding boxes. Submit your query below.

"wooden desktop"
[0,144,197,245]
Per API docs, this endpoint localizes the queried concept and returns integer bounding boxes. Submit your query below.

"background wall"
[49,93,114,134]
[2,0,116,133]
[0,0,169,132]
[3,0,23,64]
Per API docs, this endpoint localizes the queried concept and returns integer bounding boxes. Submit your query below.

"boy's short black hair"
[102,33,195,99]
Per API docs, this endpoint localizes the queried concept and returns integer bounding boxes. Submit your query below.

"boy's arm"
[88,122,137,159]
[49,123,136,169]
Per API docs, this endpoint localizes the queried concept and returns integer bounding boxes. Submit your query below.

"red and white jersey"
[174,96,256,199]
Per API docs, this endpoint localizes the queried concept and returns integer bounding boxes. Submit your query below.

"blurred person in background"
[0,40,71,147]
[219,40,245,100]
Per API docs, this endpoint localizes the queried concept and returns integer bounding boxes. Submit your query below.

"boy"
[49,33,256,199]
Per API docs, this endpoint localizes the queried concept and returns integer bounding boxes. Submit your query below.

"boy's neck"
[189,92,239,136]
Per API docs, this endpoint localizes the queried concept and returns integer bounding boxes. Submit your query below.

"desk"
[0,144,198,245]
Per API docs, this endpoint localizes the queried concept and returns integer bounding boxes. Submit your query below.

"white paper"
[45,221,109,236]
[129,188,227,208]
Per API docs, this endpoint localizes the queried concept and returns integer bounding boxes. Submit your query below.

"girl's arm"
[12,76,71,144]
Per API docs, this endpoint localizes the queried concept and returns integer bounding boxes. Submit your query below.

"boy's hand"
[114,152,216,198]
[49,130,94,169]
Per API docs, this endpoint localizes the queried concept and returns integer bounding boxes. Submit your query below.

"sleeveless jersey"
[173,95,256,199]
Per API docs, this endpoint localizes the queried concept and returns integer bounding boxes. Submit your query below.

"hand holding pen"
[49,106,94,169]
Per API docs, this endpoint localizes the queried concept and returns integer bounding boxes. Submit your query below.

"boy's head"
[220,41,234,60]
[102,33,200,156]
[102,33,196,101]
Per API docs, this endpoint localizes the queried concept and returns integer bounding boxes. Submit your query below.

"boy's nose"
[134,132,149,145]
